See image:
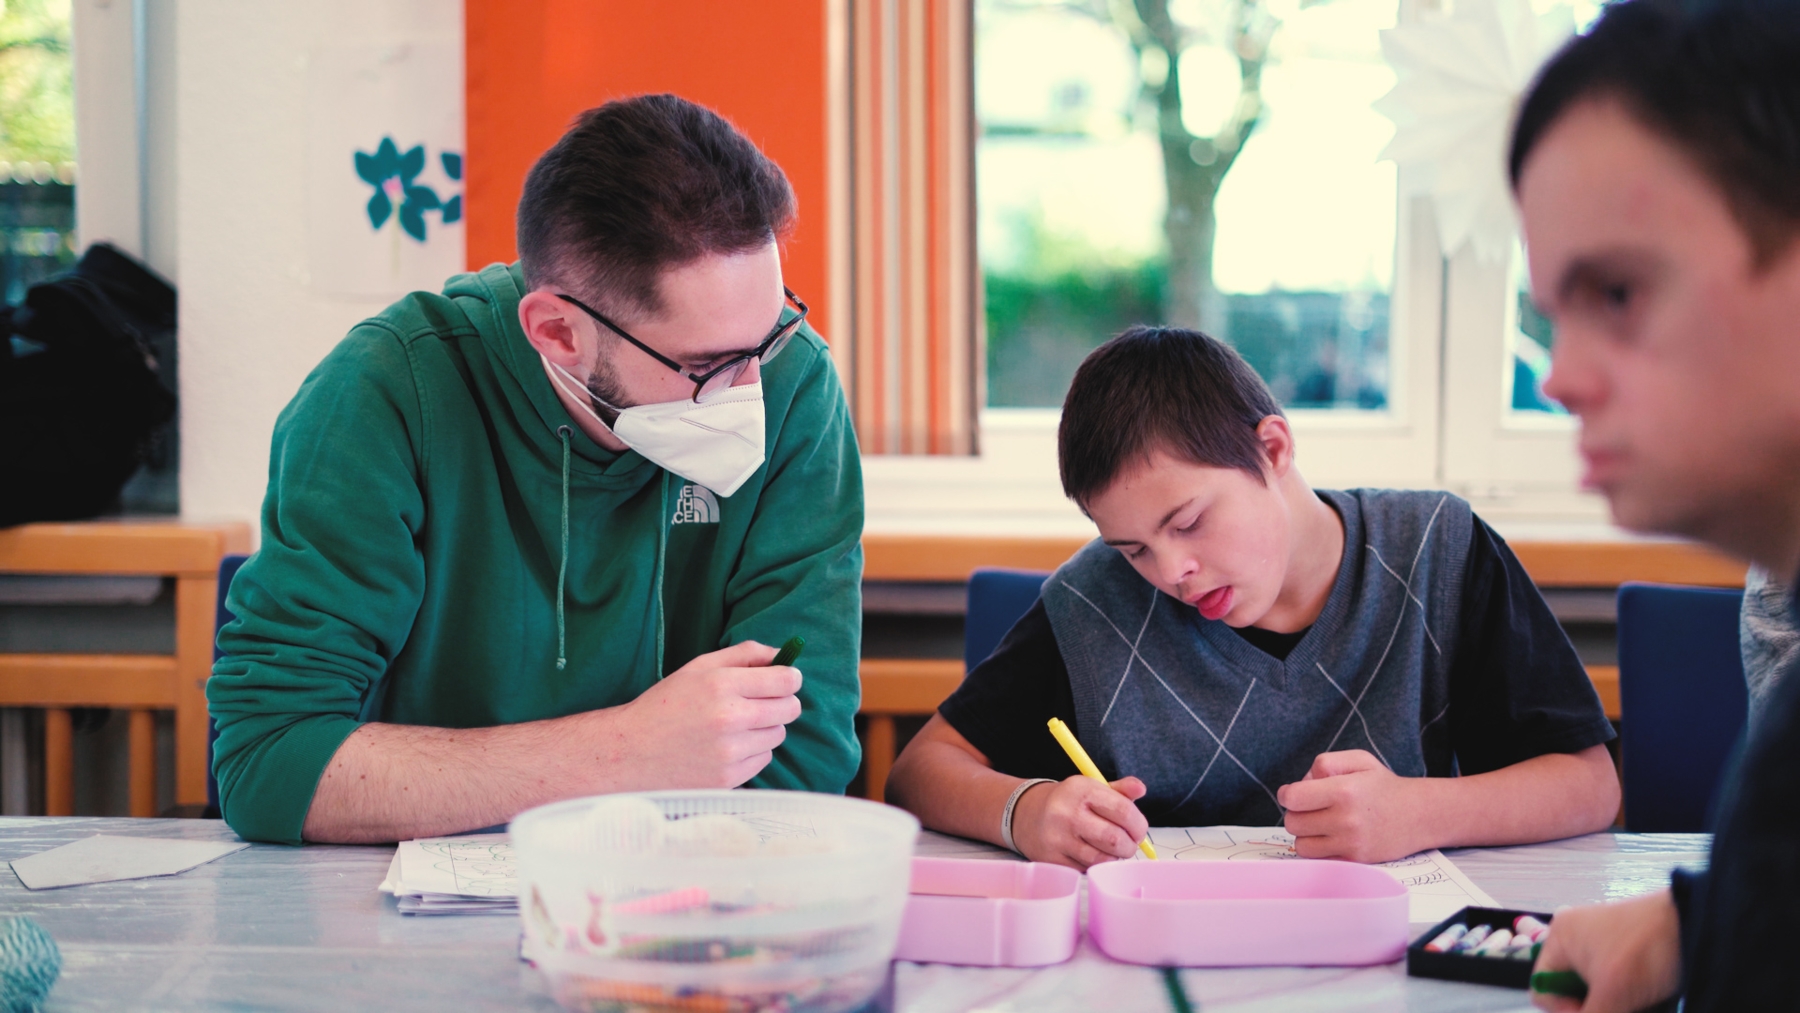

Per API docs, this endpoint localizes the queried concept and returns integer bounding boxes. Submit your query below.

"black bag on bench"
[0,243,177,527]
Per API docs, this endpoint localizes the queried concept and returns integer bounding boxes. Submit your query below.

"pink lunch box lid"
[895,857,1081,967]
[1087,859,1409,967]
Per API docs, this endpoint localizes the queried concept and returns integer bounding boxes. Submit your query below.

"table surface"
[1,817,1707,1012]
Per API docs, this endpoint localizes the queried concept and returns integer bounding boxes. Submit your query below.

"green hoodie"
[209,263,864,844]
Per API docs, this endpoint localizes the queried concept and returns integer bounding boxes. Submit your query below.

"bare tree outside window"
[979,0,1398,408]
[1110,0,1279,334]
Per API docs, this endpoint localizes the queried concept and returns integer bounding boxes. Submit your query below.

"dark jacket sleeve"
[1673,581,1800,1010]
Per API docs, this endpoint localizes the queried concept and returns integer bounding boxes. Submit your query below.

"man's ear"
[1255,414,1296,480]
[518,290,585,368]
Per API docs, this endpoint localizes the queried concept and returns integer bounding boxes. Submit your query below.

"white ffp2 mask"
[542,356,767,497]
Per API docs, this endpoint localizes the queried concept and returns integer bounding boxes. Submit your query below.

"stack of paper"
[379,834,518,915]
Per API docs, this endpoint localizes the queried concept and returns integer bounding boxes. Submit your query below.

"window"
[977,0,1399,412]
[1508,245,1564,418]
[0,0,76,302]
[860,0,1618,531]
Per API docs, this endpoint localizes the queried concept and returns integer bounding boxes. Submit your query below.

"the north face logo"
[672,483,721,524]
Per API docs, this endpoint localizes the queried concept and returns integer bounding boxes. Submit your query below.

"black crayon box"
[1405,905,1552,989]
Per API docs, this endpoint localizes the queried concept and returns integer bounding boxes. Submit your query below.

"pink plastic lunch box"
[894,857,1081,967]
[1087,859,1408,967]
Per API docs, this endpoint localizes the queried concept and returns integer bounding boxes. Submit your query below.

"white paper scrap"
[10,835,248,890]
[1146,826,1500,923]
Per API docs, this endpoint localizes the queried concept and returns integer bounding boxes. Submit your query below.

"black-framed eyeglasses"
[557,288,809,403]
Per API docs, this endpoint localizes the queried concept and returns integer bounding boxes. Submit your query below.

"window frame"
[858,0,1604,533]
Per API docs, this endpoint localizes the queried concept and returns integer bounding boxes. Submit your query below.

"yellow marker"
[1046,717,1158,860]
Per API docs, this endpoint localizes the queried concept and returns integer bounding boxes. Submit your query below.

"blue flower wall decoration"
[440,151,463,224]
[355,137,463,242]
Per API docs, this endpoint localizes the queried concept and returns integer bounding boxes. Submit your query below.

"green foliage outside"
[984,215,1166,407]
[0,0,73,166]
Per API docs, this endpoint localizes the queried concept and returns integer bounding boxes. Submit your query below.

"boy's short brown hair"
[1058,326,1284,508]
[1509,0,1800,267]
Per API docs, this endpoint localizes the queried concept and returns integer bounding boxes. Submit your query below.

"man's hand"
[301,640,801,843]
[605,640,802,789]
[1529,889,1681,1013]
[1278,749,1426,863]
[1012,775,1149,870]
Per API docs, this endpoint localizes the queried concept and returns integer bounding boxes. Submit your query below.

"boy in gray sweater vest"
[887,327,1620,869]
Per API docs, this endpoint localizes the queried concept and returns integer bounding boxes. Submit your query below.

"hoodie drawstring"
[556,426,571,671]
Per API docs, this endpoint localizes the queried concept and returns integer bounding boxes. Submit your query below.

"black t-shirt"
[938,516,1615,781]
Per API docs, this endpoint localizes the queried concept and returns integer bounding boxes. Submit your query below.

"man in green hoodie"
[208,95,864,845]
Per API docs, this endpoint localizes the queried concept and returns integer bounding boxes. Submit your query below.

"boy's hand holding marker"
[1010,771,1150,871]
[1005,718,1156,870]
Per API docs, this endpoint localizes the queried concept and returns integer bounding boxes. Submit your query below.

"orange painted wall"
[465,0,834,338]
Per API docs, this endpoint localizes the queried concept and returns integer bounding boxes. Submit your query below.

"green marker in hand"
[772,636,805,667]
[1530,970,1588,1001]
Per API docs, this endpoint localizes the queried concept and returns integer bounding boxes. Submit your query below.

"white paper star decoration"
[1374,0,1575,262]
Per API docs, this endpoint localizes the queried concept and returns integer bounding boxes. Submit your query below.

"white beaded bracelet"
[1000,778,1057,856]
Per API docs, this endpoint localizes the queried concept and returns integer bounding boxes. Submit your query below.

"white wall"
[71,0,143,262]
[175,0,463,538]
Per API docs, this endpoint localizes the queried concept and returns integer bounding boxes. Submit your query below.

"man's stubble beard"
[581,344,635,429]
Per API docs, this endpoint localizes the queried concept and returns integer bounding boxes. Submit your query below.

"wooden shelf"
[0,655,178,707]
[0,520,250,576]
[864,533,1747,589]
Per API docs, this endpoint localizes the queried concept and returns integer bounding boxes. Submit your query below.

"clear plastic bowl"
[512,790,919,1013]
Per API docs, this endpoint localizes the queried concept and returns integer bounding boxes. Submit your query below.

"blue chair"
[207,553,251,817]
[965,568,1051,672]
[1618,581,1748,833]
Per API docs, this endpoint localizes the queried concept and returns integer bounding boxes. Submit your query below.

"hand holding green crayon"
[1529,969,1588,1001]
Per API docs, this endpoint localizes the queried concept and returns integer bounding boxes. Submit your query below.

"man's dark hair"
[1509,0,1800,265]
[1059,326,1284,507]
[516,94,796,316]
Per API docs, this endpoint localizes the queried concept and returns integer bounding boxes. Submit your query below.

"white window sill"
[863,409,1618,537]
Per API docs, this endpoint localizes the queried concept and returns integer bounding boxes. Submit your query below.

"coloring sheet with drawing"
[394,837,519,896]
[1146,826,1499,923]
[380,835,520,914]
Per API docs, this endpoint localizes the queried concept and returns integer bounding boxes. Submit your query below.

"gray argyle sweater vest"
[1041,489,1472,826]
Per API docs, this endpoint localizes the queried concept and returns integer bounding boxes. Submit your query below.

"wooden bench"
[855,533,1747,800]
[0,520,251,815]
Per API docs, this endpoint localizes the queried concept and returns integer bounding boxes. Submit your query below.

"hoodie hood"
[442,261,660,486]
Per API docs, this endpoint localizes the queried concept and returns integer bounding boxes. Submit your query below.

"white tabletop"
[0,817,1707,1012]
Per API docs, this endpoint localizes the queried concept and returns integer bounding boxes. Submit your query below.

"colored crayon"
[1422,924,1468,953]
[1473,928,1514,956]
[1514,914,1550,942]
[1503,932,1539,959]
[1452,924,1493,952]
